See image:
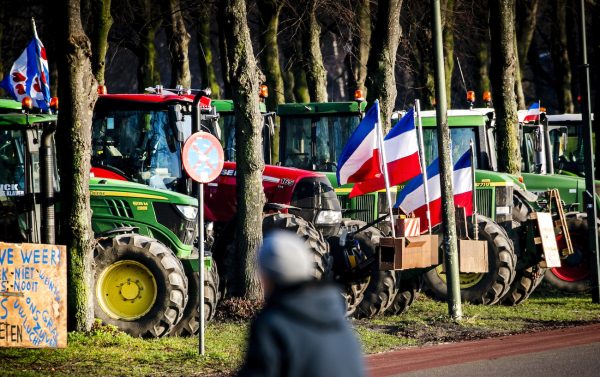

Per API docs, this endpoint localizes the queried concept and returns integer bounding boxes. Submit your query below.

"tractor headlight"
[315,209,342,225]
[175,205,198,221]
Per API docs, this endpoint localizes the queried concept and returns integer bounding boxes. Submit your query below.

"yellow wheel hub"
[434,265,485,289]
[96,260,157,320]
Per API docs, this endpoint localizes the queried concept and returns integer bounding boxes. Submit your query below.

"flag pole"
[376,100,397,238]
[415,100,432,234]
[31,17,39,39]
[470,139,478,240]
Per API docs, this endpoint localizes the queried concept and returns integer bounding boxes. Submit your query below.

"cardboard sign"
[0,242,67,348]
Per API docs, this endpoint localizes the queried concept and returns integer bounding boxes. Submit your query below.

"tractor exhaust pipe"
[40,122,57,244]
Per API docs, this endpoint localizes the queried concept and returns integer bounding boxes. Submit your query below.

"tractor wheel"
[501,265,546,305]
[544,215,593,293]
[94,234,188,338]
[386,277,419,316]
[345,221,399,319]
[171,261,220,337]
[262,213,332,281]
[340,279,369,317]
[423,215,516,305]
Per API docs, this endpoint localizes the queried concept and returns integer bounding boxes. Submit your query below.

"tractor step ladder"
[548,189,574,257]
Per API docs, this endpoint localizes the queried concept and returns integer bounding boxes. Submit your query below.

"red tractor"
[90,88,406,319]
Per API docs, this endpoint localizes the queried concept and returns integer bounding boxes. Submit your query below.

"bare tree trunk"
[257,0,284,162]
[57,0,98,332]
[516,0,539,74]
[218,2,232,99]
[197,5,220,97]
[292,38,311,102]
[223,0,265,300]
[490,0,520,174]
[366,0,403,130]
[551,0,574,113]
[161,0,191,88]
[90,0,112,85]
[474,1,491,102]
[345,0,371,95]
[133,0,161,92]
[514,30,526,109]
[282,68,296,102]
[442,0,455,107]
[301,0,328,102]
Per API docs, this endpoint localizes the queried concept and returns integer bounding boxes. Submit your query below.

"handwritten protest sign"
[0,242,67,348]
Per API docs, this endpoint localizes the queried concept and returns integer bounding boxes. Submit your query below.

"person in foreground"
[237,231,366,377]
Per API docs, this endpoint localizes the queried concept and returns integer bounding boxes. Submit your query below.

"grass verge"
[1,287,599,376]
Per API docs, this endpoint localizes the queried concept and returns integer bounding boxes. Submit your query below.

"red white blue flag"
[348,107,421,198]
[395,150,473,232]
[522,102,540,123]
[336,101,381,187]
[0,37,51,110]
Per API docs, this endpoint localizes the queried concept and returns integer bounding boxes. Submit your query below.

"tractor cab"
[0,108,58,244]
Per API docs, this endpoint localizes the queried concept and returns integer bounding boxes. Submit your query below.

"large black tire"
[347,221,399,319]
[94,234,188,338]
[423,215,516,305]
[544,215,593,293]
[171,261,220,336]
[262,213,332,280]
[501,265,546,305]
[340,279,369,317]
[386,277,419,316]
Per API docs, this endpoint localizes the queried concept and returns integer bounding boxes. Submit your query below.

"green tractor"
[517,111,598,293]
[277,102,571,306]
[0,100,218,338]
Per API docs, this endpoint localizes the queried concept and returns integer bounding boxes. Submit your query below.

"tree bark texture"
[197,5,221,98]
[282,68,296,102]
[366,0,403,130]
[344,0,371,95]
[474,1,491,104]
[161,0,191,88]
[90,0,112,85]
[223,0,265,300]
[489,0,520,174]
[218,2,232,99]
[133,0,161,92]
[57,0,98,332]
[514,30,526,109]
[301,0,328,102]
[257,0,284,163]
[516,0,539,74]
[551,0,574,113]
[442,0,455,107]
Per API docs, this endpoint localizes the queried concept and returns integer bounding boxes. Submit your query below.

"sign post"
[182,132,224,355]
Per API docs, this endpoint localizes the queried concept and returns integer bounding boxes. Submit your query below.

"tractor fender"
[95,226,139,239]
[513,186,538,204]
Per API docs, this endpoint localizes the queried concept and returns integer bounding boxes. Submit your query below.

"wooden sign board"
[459,240,489,273]
[0,242,67,348]
[535,213,562,268]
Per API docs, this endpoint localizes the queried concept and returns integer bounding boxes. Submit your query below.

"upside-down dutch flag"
[347,107,422,198]
[0,36,51,110]
[395,150,473,233]
[522,102,540,123]
[336,101,381,187]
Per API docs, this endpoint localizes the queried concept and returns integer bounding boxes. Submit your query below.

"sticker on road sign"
[182,132,224,183]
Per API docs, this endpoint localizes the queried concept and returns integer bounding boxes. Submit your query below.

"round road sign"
[182,132,224,183]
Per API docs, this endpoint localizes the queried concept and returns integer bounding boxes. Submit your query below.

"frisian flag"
[395,150,473,233]
[336,101,381,188]
[522,102,540,123]
[0,36,51,110]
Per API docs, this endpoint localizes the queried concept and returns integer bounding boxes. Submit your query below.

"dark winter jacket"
[237,283,366,377]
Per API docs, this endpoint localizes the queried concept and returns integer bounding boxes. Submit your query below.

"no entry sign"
[182,132,224,183]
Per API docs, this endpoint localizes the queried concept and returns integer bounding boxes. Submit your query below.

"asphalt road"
[366,323,600,377]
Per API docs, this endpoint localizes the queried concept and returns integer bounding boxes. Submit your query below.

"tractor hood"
[520,172,600,212]
[89,177,197,207]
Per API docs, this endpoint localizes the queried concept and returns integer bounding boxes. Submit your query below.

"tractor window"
[315,116,359,172]
[218,113,237,161]
[522,132,536,173]
[92,110,183,190]
[282,117,312,170]
[422,127,479,167]
[0,130,26,195]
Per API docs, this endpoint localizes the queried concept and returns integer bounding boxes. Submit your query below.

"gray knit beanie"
[258,231,315,286]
